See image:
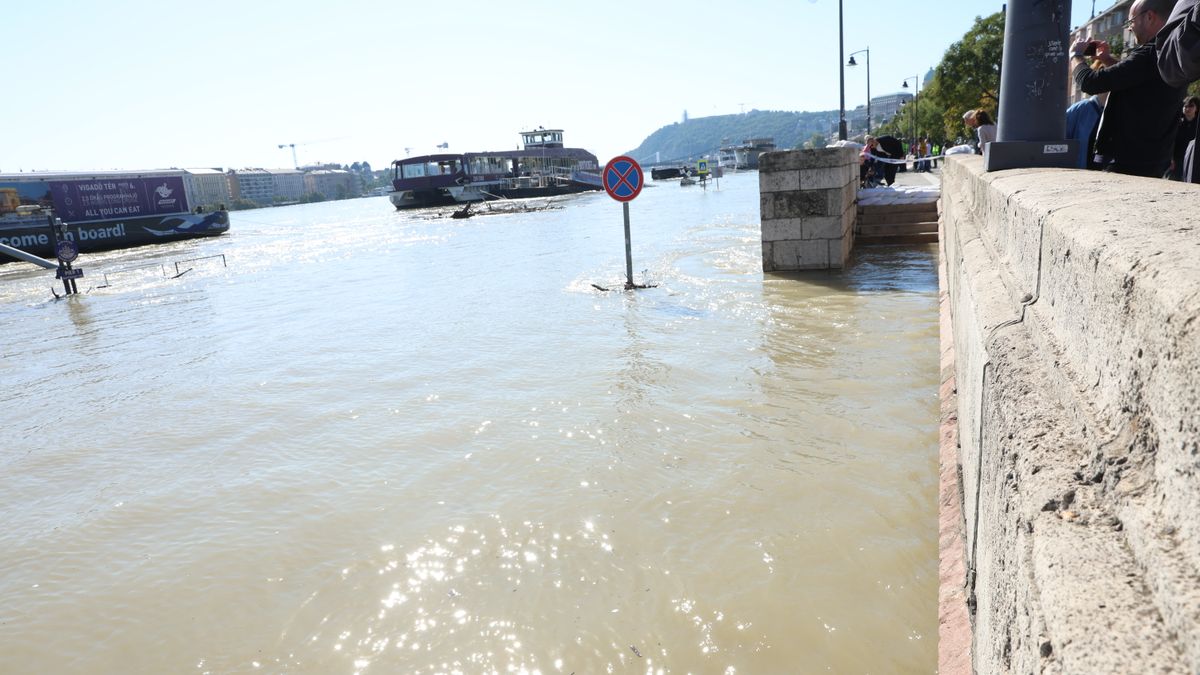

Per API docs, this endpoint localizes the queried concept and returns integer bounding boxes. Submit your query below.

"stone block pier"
[759,148,940,272]
[758,147,858,271]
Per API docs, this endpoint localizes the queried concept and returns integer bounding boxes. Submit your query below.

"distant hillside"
[626,109,839,165]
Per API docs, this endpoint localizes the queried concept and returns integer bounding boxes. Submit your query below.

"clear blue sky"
[4,0,1101,173]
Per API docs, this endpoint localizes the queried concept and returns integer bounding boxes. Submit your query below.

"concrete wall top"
[759,146,857,172]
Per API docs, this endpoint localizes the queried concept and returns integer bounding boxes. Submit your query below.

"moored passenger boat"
[0,170,230,260]
[388,129,602,210]
[717,137,777,170]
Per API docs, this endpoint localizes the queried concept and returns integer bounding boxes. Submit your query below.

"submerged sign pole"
[602,155,645,290]
[622,202,633,286]
[48,215,82,295]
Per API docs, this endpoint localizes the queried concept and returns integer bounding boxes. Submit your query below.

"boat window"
[401,163,426,179]
[429,159,460,175]
[468,157,511,175]
[0,179,53,214]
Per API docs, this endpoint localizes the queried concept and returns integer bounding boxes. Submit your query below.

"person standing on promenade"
[860,136,882,187]
[1170,96,1199,180]
[1066,94,1106,169]
[963,110,997,154]
[1070,0,1185,177]
[873,134,905,186]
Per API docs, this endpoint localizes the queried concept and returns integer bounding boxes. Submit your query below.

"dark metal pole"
[623,201,633,289]
[865,48,871,134]
[849,49,871,134]
[984,0,1077,170]
[838,0,847,141]
[904,75,920,150]
[47,214,73,295]
[915,77,920,145]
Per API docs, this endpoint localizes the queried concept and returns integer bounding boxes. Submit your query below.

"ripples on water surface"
[0,173,938,673]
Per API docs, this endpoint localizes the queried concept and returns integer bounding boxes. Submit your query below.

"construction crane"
[277,143,299,169]
[276,137,350,169]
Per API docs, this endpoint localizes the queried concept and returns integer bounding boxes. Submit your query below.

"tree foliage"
[630,11,1008,158]
[875,10,1005,144]
[937,12,1005,118]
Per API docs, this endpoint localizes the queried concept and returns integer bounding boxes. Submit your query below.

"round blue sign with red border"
[603,156,644,202]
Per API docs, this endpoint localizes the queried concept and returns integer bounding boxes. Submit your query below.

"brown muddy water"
[0,172,938,673]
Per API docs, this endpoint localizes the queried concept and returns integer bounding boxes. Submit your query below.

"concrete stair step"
[858,210,940,226]
[856,200,940,214]
[858,222,939,236]
[856,232,939,245]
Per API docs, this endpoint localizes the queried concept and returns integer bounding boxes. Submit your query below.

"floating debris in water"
[418,200,565,220]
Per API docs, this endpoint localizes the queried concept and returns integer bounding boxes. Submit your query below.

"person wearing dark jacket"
[1157,0,1200,88]
[1071,0,1185,177]
[874,135,904,186]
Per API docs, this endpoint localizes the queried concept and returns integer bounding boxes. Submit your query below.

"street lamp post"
[837,0,847,141]
[985,0,1077,170]
[848,48,870,135]
[902,75,921,145]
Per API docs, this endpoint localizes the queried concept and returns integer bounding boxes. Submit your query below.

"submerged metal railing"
[173,254,227,278]
[98,262,168,287]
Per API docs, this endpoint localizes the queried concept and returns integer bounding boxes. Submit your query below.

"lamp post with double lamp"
[847,48,870,135]
[902,75,920,162]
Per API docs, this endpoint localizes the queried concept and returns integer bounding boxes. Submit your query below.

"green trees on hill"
[628,11,1017,157]
[627,109,838,163]
[628,12,1004,159]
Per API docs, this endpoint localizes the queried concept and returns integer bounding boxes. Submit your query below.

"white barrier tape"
[864,152,946,165]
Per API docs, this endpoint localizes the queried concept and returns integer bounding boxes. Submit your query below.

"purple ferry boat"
[388,129,603,210]
[0,170,229,260]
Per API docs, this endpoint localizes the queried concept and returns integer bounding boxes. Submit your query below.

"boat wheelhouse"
[389,129,602,210]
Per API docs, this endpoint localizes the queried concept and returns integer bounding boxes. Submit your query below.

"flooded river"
[0,172,939,673]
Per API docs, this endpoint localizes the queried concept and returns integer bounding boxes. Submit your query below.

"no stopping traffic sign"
[603,156,644,202]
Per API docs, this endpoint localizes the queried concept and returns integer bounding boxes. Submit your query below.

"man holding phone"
[1070,0,1184,177]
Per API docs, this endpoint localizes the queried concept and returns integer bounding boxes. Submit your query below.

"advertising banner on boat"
[49,176,189,222]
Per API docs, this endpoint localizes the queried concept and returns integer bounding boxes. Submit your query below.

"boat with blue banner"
[0,170,230,260]
[388,129,602,210]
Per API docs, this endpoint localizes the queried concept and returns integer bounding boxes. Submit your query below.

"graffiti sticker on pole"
[603,156,644,202]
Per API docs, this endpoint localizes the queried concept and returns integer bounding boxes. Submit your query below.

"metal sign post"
[623,202,634,287]
[602,155,650,290]
[48,216,82,295]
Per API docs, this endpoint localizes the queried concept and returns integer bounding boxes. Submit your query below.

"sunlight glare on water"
[0,172,938,673]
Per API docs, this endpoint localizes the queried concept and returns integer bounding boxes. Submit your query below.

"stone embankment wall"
[758,147,858,271]
[941,155,1200,673]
